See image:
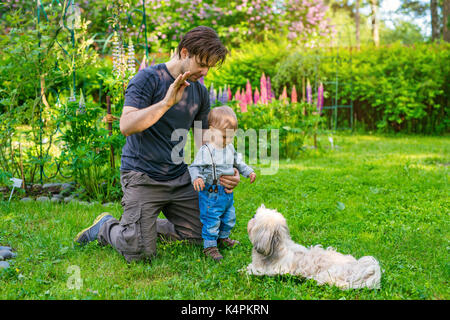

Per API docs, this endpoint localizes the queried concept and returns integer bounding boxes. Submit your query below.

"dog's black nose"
[252,214,256,219]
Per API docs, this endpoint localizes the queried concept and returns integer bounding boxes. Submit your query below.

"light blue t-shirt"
[188,143,254,185]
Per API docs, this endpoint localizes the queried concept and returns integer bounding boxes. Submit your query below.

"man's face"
[180,48,216,82]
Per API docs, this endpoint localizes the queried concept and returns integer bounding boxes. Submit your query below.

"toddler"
[188,106,256,261]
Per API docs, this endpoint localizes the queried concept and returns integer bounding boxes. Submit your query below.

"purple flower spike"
[254,87,260,104]
[222,85,228,104]
[306,79,312,104]
[209,83,216,105]
[317,82,324,113]
[78,89,86,114]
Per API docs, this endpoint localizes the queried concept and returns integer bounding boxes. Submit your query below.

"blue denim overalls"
[198,144,236,248]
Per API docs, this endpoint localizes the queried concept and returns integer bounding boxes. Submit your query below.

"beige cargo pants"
[97,170,203,263]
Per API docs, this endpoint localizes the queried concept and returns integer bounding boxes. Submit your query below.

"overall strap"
[204,144,218,190]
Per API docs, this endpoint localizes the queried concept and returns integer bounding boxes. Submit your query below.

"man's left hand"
[220,168,240,194]
[102,114,120,124]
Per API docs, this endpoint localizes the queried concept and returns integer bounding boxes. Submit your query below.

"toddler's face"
[208,127,236,147]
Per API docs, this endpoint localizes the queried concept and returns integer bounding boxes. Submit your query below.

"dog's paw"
[238,266,248,274]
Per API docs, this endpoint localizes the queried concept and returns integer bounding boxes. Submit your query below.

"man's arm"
[120,102,169,137]
[120,71,191,137]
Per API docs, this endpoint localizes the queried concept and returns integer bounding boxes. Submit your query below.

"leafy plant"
[0,3,99,187]
[56,100,124,202]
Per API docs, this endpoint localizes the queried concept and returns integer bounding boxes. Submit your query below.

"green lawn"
[1,133,449,300]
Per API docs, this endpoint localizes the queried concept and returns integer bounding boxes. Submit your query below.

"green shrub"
[205,39,291,93]
[56,100,124,202]
[273,43,450,134]
[206,42,449,134]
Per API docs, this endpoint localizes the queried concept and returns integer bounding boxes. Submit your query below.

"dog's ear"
[256,204,266,215]
[252,224,281,257]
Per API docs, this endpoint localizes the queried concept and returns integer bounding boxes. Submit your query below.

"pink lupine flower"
[254,87,260,104]
[281,86,288,103]
[246,79,253,105]
[306,79,312,104]
[260,73,268,104]
[291,85,297,103]
[240,96,248,112]
[227,86,232,101]
[236,87,247,112]
[317,81,324,113]
[235,88,241,102]
[266,76,272,102]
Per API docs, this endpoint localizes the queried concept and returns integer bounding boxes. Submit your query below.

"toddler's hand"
[193,178,205,192]
[249,172,256,184]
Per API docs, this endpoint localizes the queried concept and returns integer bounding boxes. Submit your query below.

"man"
[74,26,240,263]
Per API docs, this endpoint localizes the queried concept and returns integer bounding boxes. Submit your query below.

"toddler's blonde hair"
[208,106,238,131]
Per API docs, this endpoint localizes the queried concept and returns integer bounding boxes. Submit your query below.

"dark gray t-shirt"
[120,63,210,181]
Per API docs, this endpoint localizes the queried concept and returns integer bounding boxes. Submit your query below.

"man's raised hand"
[163,71,191,108]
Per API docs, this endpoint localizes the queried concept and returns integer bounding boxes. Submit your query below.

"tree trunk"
[444,0,450,42]
[431,0,440,41]
[355,0,361,49]
[370,0,380,46]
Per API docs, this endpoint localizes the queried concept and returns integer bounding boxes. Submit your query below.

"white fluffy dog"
[246,205,382,290]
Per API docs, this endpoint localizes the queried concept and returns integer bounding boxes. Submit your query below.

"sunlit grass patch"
[1,133,449,300]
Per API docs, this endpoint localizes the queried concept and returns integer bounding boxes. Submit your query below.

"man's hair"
[208,106,238,131]
[177,26,228,68]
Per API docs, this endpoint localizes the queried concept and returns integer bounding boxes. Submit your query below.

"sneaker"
[74,212,113,245]
[203,247,223,261]
[218,238,240,248]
